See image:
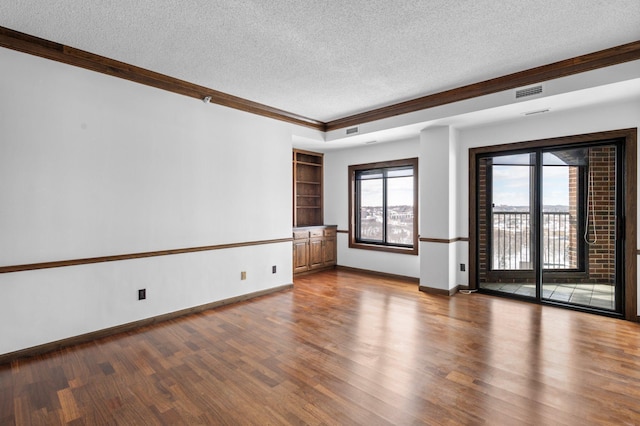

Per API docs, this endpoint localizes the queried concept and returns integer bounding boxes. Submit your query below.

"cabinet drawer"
[324,228,337,237]
[309,229,324,238]
[293,231,309,240]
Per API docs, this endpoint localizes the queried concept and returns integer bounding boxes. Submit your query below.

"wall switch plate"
[460,264,466,272]
[241,271,247,280]
[272,265,277,274]
[138,289,146,300]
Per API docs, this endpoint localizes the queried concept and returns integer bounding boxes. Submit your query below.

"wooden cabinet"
[309,231,325,270]
[323,230,336,265]
[293,149,323,227]
[292,232,310,274]
[293,226,337,275]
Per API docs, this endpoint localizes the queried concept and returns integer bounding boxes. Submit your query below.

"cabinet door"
[309,238,324,269]
[323,237,336,266]
[293,240,309,273]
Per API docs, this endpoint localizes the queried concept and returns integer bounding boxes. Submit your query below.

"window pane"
[386,176,414,245]
[492,153,534,166]
[542,164,574,269]
[356,169,383,180]
[492,164,533,270]
[387,167,413,178]
[359,178,383,242]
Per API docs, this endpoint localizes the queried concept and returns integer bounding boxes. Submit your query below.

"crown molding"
[2,25,638,134]
[325,40,640,131]
[0,26,325,131]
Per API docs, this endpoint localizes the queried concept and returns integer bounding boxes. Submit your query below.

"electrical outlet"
[272,265,277,274]
[138,289,146,300]
[460,264,466,272]
[241,271,247,280]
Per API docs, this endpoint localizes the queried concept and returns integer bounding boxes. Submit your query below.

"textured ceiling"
[1,1,639,122]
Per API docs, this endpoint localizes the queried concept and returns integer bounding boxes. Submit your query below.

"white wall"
[0,47,296,355]
[419,126,462,292]
[324,138,421,278]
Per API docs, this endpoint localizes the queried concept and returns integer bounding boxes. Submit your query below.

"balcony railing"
[492,211,574,270]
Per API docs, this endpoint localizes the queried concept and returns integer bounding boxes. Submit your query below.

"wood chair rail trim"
[419,237,469,244]
[0,238,293,274]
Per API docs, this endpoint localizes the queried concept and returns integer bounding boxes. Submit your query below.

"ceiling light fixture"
[203,96,212,104]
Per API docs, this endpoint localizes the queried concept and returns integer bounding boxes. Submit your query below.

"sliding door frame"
[469,128,637,321]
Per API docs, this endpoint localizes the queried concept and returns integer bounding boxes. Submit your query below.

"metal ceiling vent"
[346,126,359,135]
[515,85,543,99]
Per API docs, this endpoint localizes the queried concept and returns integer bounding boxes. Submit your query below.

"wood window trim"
[468,128,637,322]
[348,158,419,256]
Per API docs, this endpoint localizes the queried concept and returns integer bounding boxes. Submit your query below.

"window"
[349,158,418,255]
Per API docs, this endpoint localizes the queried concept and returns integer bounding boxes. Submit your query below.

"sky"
[360,176,413,207]
[492,165,569,207]
[358,165,569,208]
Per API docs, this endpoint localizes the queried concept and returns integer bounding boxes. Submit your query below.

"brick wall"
[567,166,579,269]
[478,159,488,283]
[583,145,616,284]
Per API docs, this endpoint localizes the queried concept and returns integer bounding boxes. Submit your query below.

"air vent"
[515,85,543,99]
[346,126,359,135]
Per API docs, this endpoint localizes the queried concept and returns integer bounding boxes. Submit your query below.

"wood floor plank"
[2,269,640,424]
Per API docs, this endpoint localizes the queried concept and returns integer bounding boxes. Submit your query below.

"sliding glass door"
[476,140,624,315]
[478,153,537,298]
[541,144,623,312]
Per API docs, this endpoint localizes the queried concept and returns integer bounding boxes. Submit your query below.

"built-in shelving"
[293,149,323,227]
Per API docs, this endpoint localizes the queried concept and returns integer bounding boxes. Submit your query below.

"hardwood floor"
[2,269,640,425]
